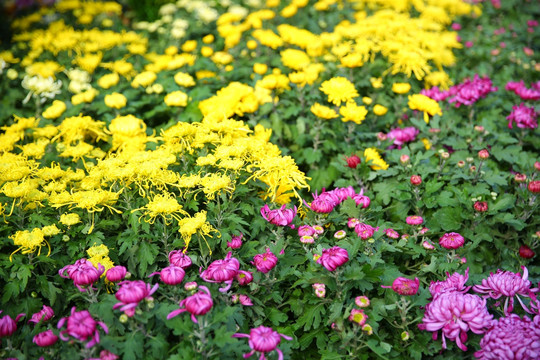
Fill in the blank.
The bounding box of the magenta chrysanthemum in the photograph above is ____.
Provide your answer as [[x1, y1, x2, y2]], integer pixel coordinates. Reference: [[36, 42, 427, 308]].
[[429, 268, 471, 298], [474, 314, 540, 360], [419, 292, 493, 351], [472, 266, 539, 315], [232, 325, 292, 360]]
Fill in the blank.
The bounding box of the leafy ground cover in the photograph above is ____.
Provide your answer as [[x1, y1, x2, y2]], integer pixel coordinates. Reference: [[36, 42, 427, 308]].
[[0, 0, 539, 359]]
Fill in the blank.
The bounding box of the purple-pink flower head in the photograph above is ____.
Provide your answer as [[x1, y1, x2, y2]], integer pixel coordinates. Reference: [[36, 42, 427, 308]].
[[474, 314, 540, 360], [419, 292, 493, 351], [439, 232, 465, 249], [149, 265, 185, 285], [33, 329, 59, 347], [232, 294, 253, 306], [472, 266, 539, 315], [260, 204, 297, 227], [232, 325, 293, 360], [406, 215, 424, 225], [317, 246, 349, 272], [112, 280, 159, 317], [253, 249, 278, 274], [384, 228, 399, 239], [331, 186, 356, 203], [28, 305, 54, 324], [382, 277, 420, 296], [0, 311, 25, 338], [387, 127, 419, 148], [236, 270, 253, 286], [507, 103, 538, 129], [58, 258, 105, 292], [429, 268, 471, 299], [506, 80, 540, 101], [448, 74, 498, 107], [168, 249, 192, 269], [200, 252, 240, 292], [306, 190, 338, 213], [57, 307, 108, 348], [352, 193, 371, 208], [349, 309, 368, 326], [354, 223, 379, 240], [167, 286, 213, 323], [105, 266, 127, 283], [297, 225, 316, 237], [227, 233, 243, 249]]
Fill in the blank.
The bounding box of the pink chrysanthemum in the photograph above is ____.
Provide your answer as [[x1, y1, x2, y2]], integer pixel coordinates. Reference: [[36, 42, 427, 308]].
[[429, 268, 471, 298], [474, 314, 540, 360], [439, 232, 465, 249], [419, 292, 493, 351], [200, 251, 240, 292], [233, 325, 292, 360], [472, 266, 539, 315], [507, 103, 538, 129], [316, 246, 349, 271]]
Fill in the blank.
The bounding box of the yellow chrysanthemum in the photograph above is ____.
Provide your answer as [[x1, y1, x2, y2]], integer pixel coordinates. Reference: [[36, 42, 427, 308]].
[[178, 211, 219, 255], [364, 148, 389, 171], [311, 102, 338, 119], [320, 77, 358, 106], [408, 94, 442, 123], [60, 213, 81, 226], [340, 102, 368, 124], [9, 228, 50, 261], [132, 192, 189, 225], [392, 83, 411, 94]]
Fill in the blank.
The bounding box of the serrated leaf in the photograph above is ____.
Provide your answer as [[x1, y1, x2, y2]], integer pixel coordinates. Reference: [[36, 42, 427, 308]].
[[122, 331, 145, 360], [489, 194, 515, 213], [430, 207, 462, 231], [137, 241, 159, 277]]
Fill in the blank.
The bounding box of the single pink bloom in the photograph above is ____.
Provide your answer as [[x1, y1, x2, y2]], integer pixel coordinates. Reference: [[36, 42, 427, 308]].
[[167, 286, 213, 323], [474, 314, 540, 360], [349, 309, 368, 326], [200, 251, 240, 292], [105, 266, 127, 283], [112, 280, 159, 317], [472, 266, 539, 315], [253, 249, 278, 274], [235, 270, 253, 286], [227, 233, 243, 249], [406, 215, 423, 225], [297, 225, 316, 237], [261, 204, 297, 227], [168, 250, 192, 269], [382, 277, 420, 295], [232, 325, 292, 360], [0, 311, 25, 337], [33, 329, 59, 347], [149, 265, 185, 285], [419, 292, 492, 351], [354, 223, 378, 240], [507, 103, 538, 129], [439, 232, 465, 249], [99, 350, 119, 360], [316, 246, 349, 271], [387, 127, 419, 148], [232, 294, 253, 306], [355, 296, 370, 308], [57, 307, 108, 348], [429, 268, 471, 298], [29, 305, 54, 324], [59, 259, 105, 292]]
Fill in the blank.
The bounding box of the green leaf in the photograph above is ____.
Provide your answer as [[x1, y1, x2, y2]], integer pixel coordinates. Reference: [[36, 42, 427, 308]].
[[137, 241, 159, 277], [425, 180, 444, 195], [429, 207, 462, 231], [489, 194, 515, 213], [122, 331, 145, 360]]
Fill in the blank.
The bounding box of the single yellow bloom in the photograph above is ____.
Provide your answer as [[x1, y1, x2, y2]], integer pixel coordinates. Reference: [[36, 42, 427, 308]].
[[253, 63, 268, 75], [182, 40, 197, 52], [370, 77, 383, 89], [320, 77, 359, 106], [42, 100, 66, 119], [364, 148, 389, 170], [340, 102, 368, 124], [362, 97, 373, 105], [98, 73, 120, 89], [311, 102, 338, 119], [164, 91, 188, 107], [373, 104, 388, 116], [174, 72, 196, 87], [392, 83, 411, 94], [104, 92, 127, 109], [408, 94, 442, 123]]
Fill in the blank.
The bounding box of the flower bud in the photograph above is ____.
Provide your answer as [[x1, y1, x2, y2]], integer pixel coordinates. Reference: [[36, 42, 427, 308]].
[[478, 149, 489, 159], [474, 125, 485, 132], [344, 154, 361, 169], [519, 244, 535, 259], [474, 201, 488, 212], [410, 175, 422, 186], [401, 331, 410, 341], [361, 324, 373, 335], [528, 180, 540, 193], [400, 154, 410, 164], [466, 157, 474, 163], [355, 296, 370, 308], [514, 173, 527, 183], [119, 314, 128, 323], [441, 152, 450, 159], [457, 160, 465, 168], [184, 282, 198, 291], [534, 161, 540, 171], [334, 230, 346, 239], [469, 165, 477, 172], [377, 132, 387, 141]]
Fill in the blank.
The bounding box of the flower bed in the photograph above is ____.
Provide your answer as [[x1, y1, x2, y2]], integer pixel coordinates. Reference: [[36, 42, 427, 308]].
[[0, 0, 538, 359]]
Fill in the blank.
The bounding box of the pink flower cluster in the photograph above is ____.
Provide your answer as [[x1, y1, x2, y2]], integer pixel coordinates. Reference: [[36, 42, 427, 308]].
[[306, 187, 370, 213], [474, 314, 540, 360], [505, 80, 540, 101], [354, 222, 379, 240], [507, 103, 538, 129], [297, 224, 324, 244], [421, 74, 498, 107]]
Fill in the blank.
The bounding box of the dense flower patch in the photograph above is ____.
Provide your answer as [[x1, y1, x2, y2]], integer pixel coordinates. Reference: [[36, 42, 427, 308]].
[[0, 0, 538, 359]]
